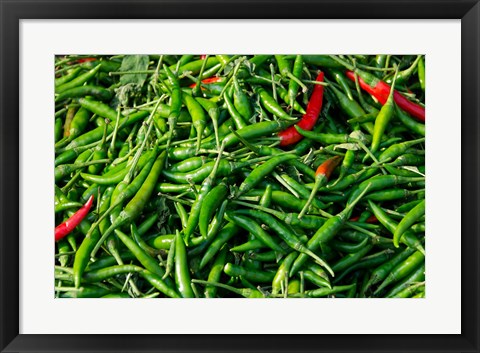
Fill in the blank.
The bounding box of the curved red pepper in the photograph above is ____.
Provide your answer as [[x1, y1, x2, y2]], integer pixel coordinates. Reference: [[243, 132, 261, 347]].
[[345, 70, 425, 123], [55, 195, 94, 241], [315, 155, 342, 179], [297, 155, 341, 218], [188, 76, 223, 88], [278, 72, 325, 146]]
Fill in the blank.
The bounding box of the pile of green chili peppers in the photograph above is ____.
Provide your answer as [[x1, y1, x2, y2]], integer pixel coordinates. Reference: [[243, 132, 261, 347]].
[[54, 54, 426, 299]]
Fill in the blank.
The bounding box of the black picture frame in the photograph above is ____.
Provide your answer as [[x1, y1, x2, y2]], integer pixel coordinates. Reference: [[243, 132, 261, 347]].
[[1, 1, 478, 352]]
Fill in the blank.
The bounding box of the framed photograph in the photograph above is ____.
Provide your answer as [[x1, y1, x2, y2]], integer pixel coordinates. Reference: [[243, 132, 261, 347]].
[[1, 0, 478, 352]]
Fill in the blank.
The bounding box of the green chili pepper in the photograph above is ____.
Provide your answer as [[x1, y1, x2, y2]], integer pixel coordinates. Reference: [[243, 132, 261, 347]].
[[55, 64, 102, 94], [90, 151, 167, 258], [55, 67, 82, 87], [174, 230, 195, 298], [237, 154, 297, 196], [182, 93, 207, 154], [417, 56, 425, 91], [333, 249, 395, 285], [233, 76, 253, 121], [393, 200, 425, 247], [287, 55, 304, 111], [196, 97, 221, 149], [198, 223, 240, 270], [224, 263, 275, 283], [374, 251, 425, 295], [198, 182, 228, 238], [236, 209, 332, 272], [192, 279, 264, 298], [371, 67, 398, 153], [367, 200, 425, 254], [290, 183, 371, 276], [54, 118, 63, 143], [205, 246, 228, 298], [272, 252, 297, 295], [385, 262, 425, 297], [378, 137, 425, 163], [224, 92, 248, 129], [183, 144, 225, 243], [256, 87, 297, 121], [163, 65, 182, 150]]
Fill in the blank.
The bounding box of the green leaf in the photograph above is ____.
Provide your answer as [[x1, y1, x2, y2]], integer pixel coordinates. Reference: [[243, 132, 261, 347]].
[[349, 130, 369, 143], [334, 143, 361, 151], [119, 55, 150, 86]]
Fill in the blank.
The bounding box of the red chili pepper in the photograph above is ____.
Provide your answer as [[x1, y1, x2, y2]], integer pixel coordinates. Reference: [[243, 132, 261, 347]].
[[188, 76, 223, 88], [349, 215, 378, 223], [298, 155, 342, 218], [278, 72, 325, 146], [76, 58, 97, 63], [315, 155, 342, 180], [200, 55, 207, 60], [345, 70, 425, 122], [55, 195, 94, 241]]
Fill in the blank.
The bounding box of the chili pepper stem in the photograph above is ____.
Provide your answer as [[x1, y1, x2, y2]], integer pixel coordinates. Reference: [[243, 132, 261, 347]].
[[298, 175, 324, 219], [108, 108, 122, 156], [193, 54, 209, 96], [192, 279, 263, 298], [158, 193, 193, 205], [55, 136, 72, 149], [299, 156, 342, 218], [228, 126, 260, 154], [218, 57, 247, 98], [125, 114, 159, 183], [303, 80, 329, 86], [269, 63, 278, 101], [328, 55, 355, 71], [272, 172, 300, 198], [286, 71, 308, 93]]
